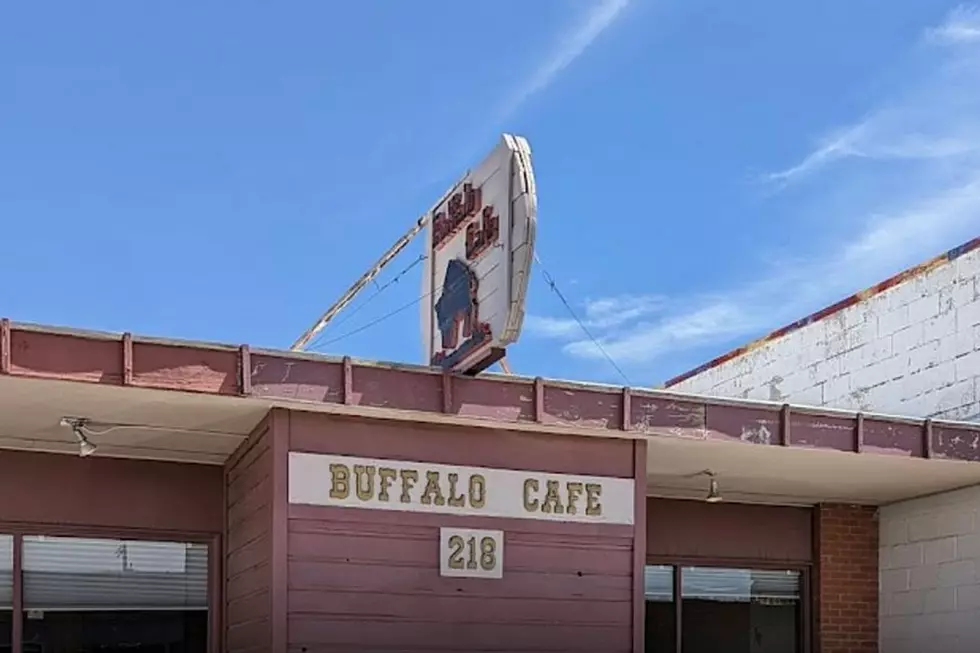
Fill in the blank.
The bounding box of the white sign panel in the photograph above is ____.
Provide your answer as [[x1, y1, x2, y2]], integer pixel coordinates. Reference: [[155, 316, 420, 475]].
[[420, 133, 537, 373], [288, 452, 634, 525], [439, 528, 504, 579]]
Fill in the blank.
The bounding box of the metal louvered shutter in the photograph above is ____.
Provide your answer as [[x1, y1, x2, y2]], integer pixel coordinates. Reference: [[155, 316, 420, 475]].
[[644, 565, 674, 601], [681, 566, 800, 602], [0, 535, 11, 607], [22, 536, 208, 611]]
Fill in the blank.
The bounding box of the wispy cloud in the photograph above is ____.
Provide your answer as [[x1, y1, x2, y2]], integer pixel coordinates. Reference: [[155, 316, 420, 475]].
[[763, 6, 980, 186], [525, 294, 664, 339], [928, 5, 980, 44], [498, 0, 632, 119], [530, 5, 980, 373]]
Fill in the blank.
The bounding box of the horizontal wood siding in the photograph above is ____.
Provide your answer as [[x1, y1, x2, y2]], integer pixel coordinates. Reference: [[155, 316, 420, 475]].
[[225, 417, 274, 653], [286, 412, 636, 653]]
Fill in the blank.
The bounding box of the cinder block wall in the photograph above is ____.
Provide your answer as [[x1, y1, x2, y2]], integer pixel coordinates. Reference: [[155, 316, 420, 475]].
[[669, 245, 980, 421], [816, 504, 879, 653], [879, 486, 980, 653]]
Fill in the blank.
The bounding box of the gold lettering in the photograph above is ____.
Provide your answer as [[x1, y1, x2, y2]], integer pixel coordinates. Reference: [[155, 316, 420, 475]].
[[399, 469, 419, 504], [353, 465, 375, 501], [541, 480, 565, 514], [565, 482, 584, 515], [523, 478, 540, 512], [421, 471, 446, 506], [377, 467, 397, 502], [585, 483, 602, 516], [469, 474, 486, 508], [447, 473, 466, 508], [329, 464, 350, 500]]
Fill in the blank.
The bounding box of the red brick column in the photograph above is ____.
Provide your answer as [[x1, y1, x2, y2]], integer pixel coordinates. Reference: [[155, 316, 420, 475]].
[[814, 504, 879, 653]]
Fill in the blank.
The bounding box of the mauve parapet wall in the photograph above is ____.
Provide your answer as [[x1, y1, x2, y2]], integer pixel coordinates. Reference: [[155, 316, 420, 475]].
[[3, 319, 980, 461]]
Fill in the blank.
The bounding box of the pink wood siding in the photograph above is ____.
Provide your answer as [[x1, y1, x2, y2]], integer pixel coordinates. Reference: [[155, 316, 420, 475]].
[[224, 415, 274, 653], [0, 449, 222, 534], [285, 412, 637, 653]]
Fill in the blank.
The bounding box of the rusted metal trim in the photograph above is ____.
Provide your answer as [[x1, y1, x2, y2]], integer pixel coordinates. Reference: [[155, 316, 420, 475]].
[[855, 413, 865, 454], [342, 356, 353, 405], [622, 387, 632, 431], [781, 404, 792, 446], [122, 332, 134, 386], [441, 371, 453, 414], [239, 345, 252, 396], [11, 533, 22, 652], [0, 318, 10, 374], [533, 377, 545, 423], [923, 419, 934, 459]]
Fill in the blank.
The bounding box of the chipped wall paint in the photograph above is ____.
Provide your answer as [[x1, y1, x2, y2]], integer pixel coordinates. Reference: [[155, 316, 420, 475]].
[[669, 240, 980, 422]]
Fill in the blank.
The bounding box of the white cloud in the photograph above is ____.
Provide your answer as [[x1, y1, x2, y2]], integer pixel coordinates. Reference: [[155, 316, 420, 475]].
[[928, 5, 980, 44], [498, 0, 632, 119], [525, 294, 663, 339], [530, 5, 980, 371]]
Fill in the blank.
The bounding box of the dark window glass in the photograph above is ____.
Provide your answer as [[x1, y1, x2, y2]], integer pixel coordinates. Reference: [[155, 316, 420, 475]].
[[645, 565, 677, 652], [21, 536, 208, 653], [681, 567, 801, 653]]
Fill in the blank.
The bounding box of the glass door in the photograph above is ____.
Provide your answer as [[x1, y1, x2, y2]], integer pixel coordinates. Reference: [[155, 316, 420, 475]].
[[646, 564, 805, 653]]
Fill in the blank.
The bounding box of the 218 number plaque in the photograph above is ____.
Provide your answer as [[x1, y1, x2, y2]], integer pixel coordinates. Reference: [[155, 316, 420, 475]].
[[439, 527, 504, 579]]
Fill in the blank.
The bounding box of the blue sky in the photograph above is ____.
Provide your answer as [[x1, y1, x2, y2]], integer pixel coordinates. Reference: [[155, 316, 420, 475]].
[[2, 1, 980, 387]]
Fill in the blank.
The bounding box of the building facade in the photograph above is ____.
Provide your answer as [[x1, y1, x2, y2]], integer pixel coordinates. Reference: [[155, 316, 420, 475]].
[[665, 238, 980, 652], [2, 319, 980, 651]]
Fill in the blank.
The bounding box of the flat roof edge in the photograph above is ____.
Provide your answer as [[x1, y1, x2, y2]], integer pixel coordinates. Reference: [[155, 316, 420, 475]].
[[2, 317, 980, 463]]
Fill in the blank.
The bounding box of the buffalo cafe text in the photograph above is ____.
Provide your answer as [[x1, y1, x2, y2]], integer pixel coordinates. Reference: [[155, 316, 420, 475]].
[[288, 452, 635, 525]]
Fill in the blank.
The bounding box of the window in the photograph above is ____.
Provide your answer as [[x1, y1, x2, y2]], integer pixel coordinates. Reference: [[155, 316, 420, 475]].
[[646, 564, 804, 653], [21, 536, 208, 652]]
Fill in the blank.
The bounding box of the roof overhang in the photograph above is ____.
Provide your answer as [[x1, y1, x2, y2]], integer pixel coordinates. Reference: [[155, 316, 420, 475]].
[[3, 318, 980, 506]]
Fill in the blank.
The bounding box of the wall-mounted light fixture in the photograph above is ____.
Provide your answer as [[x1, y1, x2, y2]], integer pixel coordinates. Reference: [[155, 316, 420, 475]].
[[60, 417, 97, 458], [701, 470, 723, 503]]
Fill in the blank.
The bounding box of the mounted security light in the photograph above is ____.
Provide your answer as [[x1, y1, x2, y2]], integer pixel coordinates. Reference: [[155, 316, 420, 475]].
[[60, 417, 97, 458]]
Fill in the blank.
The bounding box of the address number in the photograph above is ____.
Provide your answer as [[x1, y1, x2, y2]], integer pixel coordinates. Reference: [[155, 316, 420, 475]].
[[439, 527, 504, 579]]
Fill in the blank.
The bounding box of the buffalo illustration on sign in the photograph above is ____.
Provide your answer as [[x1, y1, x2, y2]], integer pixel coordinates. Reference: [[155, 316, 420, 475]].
[[421, 134, 537, 373]]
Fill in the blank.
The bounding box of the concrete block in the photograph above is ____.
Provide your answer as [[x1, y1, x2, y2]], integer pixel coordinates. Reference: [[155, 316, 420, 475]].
[[888, 542, 925, 569], [925, 587, 957, 613], [937, 508, 976, 538], [889, 590, 926, 616], [954, 350, 980, 383], [957, 584, 980, 611], [882, 568, 911, 593], [909, 295, 941, 325], [957, 300, 980, 333], [879, 305, 912, 337], [910, 563, 940, 590], [893, 323, 926, 353], [938, 559, 977, 587], [923, 537, 957, 564]]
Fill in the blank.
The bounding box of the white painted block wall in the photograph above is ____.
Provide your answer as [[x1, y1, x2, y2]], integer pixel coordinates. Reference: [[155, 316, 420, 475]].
[[879, 485, 980, 653], [669, 246, 980, 421]]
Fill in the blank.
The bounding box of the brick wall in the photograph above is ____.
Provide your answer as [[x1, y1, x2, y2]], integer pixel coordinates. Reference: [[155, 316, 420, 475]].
[[669, 245, 980, 421], [816, 504, 879, 653], [879, 486, 980, 653]]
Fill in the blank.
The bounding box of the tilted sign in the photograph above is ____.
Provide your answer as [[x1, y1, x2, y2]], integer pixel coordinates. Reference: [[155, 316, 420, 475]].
[[288, 452, 634, 525], [420, 134, 537, 373]]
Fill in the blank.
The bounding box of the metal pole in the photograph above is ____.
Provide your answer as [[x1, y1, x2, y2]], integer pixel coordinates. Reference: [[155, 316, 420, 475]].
[[290, 215, 428, 351]]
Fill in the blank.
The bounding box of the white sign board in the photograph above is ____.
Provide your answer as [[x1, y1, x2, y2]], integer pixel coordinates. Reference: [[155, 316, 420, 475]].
[[420, 134, 537, 373], [439, 527, 504, 579], [288, 452, 634, 525]]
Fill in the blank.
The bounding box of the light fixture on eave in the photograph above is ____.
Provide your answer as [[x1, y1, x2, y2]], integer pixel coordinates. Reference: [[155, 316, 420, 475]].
[[702, 470, 723, 503], [60, 417, 97, 458]]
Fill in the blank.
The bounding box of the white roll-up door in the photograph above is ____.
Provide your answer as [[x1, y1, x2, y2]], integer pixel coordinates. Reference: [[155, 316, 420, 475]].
[[0, 535, 11, 608], [22, 536, 208, 611]]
